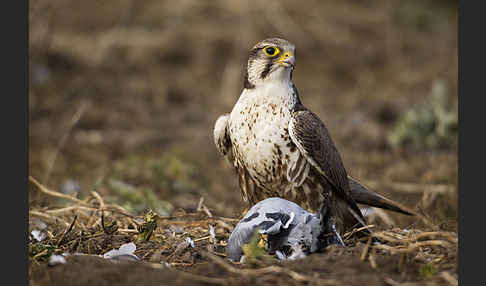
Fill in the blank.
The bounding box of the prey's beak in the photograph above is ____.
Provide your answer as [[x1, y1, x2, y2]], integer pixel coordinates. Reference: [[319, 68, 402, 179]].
[[278, 52, 295, 68]]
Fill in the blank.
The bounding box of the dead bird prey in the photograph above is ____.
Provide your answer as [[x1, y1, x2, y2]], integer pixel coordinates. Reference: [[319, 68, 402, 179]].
[[227, 197, 343, 262], [214, 38, 415, 237]]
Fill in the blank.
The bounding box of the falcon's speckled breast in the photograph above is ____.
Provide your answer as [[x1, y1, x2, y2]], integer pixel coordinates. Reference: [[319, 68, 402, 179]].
[[227, 79, 320, 208]]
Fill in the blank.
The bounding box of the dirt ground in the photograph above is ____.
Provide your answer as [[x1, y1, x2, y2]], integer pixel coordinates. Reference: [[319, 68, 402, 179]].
[[29, 0, 458, 285]]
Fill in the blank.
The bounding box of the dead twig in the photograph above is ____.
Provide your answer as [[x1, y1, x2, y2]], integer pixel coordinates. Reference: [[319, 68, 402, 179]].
[[45, 205, 95, 215], [196, 197, 213, 217], [29, 210, 70, 227], [439, 271, 458, 286], [57, 215, 78, 246], [29, 176, 90, 207], [90, 191, 106, 210], [157, 213, 238, 223], [372, 240, 454, 255], [104, 204, 140, 220], [343, 224, 375, 240], [360, 236, 373, 261], [368, 247, 377, 269], [101, 210, 119, 235], [371, 231, 457, 245], [193, 236, 212, 242], [117, 229, 138, 233]]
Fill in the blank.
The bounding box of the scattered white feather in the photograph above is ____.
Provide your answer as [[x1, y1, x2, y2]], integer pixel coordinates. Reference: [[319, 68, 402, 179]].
[[185, 237, 195, 248], [209, 225, 216, 239], [103, 242, 139, 261], [31, 230, 46, 242], [48, 255, 67, 266]]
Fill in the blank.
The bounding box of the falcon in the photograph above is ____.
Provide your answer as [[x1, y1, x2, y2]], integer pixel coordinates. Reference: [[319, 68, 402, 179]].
[[214, 38, 414, 237]]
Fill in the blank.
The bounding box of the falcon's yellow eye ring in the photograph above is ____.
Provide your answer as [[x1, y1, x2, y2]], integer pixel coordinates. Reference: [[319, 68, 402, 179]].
[[263, 46, 280, 57]]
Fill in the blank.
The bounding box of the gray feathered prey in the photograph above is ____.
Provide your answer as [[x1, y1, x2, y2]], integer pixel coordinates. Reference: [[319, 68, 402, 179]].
[[227, 197, 344, 262]]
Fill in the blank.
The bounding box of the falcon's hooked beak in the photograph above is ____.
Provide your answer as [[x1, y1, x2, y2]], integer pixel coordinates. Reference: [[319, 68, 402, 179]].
[[277, 52, 295, 68]]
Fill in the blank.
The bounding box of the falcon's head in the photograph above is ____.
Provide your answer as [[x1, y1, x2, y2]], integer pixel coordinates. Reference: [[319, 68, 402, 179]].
[[244, 38, 296, 89]]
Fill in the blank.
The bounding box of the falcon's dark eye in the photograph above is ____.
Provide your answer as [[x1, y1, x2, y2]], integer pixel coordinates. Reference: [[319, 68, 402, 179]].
[[263, 46, 280, 57]]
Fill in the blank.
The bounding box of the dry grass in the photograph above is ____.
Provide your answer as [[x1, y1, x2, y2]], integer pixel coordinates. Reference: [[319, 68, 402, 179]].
[[29, 176, 457, 285]]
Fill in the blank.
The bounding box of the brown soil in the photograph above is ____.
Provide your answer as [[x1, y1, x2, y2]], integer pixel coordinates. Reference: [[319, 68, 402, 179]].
[[28, 248, 405, 286]]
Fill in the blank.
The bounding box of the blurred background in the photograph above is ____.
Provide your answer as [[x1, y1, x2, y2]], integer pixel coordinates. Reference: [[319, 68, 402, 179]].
[[29, 0, 457, 230]]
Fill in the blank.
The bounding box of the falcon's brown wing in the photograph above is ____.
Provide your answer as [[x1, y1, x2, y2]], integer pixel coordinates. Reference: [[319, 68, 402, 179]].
[[288, 105, 366, 227]]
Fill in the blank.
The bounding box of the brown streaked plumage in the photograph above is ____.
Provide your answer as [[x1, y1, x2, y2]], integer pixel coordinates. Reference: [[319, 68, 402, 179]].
[[213, 38, 415, 236]]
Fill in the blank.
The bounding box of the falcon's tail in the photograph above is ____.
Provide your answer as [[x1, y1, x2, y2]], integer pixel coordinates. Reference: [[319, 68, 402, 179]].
[[348, 176, 417, 216], [335, 198, 372, 237], [336, 177, 417, 239]]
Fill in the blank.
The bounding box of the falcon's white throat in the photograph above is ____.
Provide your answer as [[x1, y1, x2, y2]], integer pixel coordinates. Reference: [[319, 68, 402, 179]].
[[244, 74, 297, 107], [245, 59, 298, 109], [249, 64, 293, 87], [266, 65, 293, 85]]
